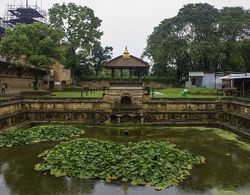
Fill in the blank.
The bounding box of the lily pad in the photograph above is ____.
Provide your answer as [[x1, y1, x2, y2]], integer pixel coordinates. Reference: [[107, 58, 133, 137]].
[[35, 139, 205, 190], [0, 125, 85, 148]]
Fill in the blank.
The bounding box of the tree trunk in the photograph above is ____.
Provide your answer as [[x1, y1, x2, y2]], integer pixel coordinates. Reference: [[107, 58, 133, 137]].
[[71, 65, 76, 85], [95, 67, 99, 76]]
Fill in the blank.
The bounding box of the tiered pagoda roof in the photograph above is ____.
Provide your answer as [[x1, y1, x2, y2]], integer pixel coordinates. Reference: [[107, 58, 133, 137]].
[[104, 47, 149, 69], [7, 4, 47, 25]]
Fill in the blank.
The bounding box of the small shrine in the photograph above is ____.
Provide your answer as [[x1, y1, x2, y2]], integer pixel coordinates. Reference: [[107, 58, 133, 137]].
[[103, 47, 150, 123]]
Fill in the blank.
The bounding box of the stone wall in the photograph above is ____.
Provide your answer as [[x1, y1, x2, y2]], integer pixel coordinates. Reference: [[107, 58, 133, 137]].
[[0, 76, 45, 95], [221, 98, 250, 133], [0, 98, 110, 130], [0, 61, 47, 95], [0, 98, 27, 130], [0, 97, 249, 137], [78, 81, 173, 89], [142, 99, 220, 123]]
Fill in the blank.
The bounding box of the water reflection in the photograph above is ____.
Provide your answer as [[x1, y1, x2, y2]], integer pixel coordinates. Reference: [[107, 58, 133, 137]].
[[0, 127, 250, 195]]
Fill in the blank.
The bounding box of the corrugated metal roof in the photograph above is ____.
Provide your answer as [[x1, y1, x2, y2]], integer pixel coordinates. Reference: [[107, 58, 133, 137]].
[[219, 73, 250, 80]]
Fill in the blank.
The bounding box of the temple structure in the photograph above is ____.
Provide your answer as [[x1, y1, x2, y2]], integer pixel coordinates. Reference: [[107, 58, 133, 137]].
[[103, 48, 150, 123], [104, 47, 149, 82], [0, 1, 47, 38]]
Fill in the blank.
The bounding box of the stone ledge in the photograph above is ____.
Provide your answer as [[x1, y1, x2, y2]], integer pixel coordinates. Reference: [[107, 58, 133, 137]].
[[27, 110, 110, 114], [223, 112, 250, 120], [0, 110, 27, 120], [0, 98, 22, 107], [221, 123, 250, 137], [145, 111, 218, 114], [222, 97, 250, 105], [146, 99, 218, 104], [22, 98, 105, 103]]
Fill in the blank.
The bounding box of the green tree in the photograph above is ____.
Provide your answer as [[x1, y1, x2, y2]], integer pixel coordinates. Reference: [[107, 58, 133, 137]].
[[241, 39, 250, 72], [91, 45, 113, 76], [49, 3, 103, 84], [219, 7, 250, 71], [0, 22, 64, 89], [144, 3, 250, 85]]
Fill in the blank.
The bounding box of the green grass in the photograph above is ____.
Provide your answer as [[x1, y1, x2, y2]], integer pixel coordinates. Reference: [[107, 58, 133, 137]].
[[153, 88, 221, 99], [52, 88, 221, 99], [52, 91, 103, 98]]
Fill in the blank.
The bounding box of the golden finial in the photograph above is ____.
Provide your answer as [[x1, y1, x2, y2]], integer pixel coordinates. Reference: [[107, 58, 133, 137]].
[[123, 46, 130, 58]]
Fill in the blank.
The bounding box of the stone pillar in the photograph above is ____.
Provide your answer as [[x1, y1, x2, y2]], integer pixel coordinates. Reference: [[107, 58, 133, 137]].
[[140, 116, 144, 124], [107, 115, 111, 123], [117, 115, 121, 124]]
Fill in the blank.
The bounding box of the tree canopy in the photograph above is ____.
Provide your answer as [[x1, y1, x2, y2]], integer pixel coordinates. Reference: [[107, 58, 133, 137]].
[[144, 3, 250, 85], [0, 22, 64, 89], [49, 3, 111, 82]]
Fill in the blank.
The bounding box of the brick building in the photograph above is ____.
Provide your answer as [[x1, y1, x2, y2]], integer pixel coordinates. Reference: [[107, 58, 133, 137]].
[[0, 58, 71, 95]]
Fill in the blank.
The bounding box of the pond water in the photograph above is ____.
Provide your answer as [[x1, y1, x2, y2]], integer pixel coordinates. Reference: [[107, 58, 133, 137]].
[[0, 126, 250, 195]]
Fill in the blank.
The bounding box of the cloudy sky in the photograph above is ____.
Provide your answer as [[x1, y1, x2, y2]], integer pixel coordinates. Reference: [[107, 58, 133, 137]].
[[0, 0, 249, 57]]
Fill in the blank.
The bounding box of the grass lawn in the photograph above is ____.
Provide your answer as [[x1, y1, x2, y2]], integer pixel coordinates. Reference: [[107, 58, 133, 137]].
[[52, 91, 103, 98], [153, 88, 221, 99], [52, 88, 221, 99]]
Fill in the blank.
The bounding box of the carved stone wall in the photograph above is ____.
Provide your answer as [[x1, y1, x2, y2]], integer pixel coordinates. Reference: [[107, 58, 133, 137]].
[[0, 97, 249, 137]]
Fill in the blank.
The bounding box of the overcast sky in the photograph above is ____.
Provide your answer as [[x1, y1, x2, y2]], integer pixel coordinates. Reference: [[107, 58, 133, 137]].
[[0, 0, 249, 57]]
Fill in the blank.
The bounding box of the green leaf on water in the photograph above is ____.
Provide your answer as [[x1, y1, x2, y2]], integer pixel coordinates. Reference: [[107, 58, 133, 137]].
[[35, 139, 205, 190]]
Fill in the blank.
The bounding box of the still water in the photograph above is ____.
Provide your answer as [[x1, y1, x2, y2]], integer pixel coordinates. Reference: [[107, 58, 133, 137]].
[[0, 126, 250, 195]]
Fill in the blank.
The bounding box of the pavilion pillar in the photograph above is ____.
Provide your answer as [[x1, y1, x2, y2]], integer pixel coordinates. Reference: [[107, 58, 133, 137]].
[[138, 70, 141, 82], [112, 69, 115, 80], [117, 115, 121, 124], [243, 80, 245, 96], [120, 69, 123, 81], [129, 69, 132, 82]]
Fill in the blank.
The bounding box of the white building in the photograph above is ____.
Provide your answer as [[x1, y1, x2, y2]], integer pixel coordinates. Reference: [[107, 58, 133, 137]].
[[186, 72, 224, 89]]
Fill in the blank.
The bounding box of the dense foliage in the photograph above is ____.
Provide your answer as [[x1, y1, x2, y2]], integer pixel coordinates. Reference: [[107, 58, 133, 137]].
[[144, 3, 250, 84], [0, 125, 85, 148], [49, 3, 112, 81], [0, 22, 64, 89], [35, 139, 205, 190]]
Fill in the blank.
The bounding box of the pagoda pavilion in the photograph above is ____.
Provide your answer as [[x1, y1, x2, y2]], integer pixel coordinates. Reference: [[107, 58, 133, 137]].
[[103, 48, 150, 123], [104, 47, 149, 82]]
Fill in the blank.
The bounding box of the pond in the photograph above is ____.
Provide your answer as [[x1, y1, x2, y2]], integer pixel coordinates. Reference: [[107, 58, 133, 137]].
[[0, 126, 250, 195]]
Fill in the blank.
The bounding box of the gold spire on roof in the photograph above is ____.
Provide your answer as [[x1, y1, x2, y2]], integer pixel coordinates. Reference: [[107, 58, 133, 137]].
[[123, 46, 130, 59]]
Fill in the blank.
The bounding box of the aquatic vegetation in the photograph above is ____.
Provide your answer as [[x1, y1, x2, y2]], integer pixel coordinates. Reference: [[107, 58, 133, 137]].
[[186, 127, 250, 152], [0, 125, 85, 148], [35, 139, 205, 190]]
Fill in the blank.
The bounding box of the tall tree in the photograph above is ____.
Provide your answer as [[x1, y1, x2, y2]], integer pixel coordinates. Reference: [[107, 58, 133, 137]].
[[241, 39, 250, 72], [49, 3, 103, 83], [219, 7, 250, 71], [0, 22, 64, 89], [144, 3, 250, 85]]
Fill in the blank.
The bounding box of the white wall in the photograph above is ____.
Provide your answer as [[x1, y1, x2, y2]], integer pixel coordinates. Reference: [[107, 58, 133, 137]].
[[203, 74, 216, 88]]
